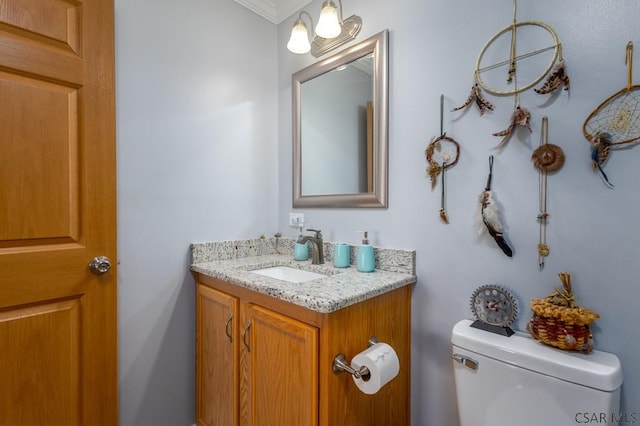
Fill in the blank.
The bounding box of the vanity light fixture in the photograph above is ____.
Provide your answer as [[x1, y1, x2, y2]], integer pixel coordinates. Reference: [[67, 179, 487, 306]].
[[315, 1, 341, 38], [287, 12, 314, 54], [286, 0, 362, 58]]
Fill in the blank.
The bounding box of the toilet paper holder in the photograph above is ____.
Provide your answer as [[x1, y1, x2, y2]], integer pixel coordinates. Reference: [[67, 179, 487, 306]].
[[332, 336, 379, 379]]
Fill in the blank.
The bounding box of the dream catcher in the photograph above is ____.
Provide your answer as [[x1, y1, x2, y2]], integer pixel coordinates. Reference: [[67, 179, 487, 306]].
[[476, 156, 513, 257], [426, 95, 460, 224], [454, 0, 568, 149], [532, 117, 565, 270], [583, 41, 640, 188]]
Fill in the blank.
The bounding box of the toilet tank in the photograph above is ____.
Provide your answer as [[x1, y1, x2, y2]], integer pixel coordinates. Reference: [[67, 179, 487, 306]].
[[451, 319, 623, 426]]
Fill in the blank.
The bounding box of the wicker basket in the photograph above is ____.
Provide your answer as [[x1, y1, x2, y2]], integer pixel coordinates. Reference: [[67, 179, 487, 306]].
[[528, 272, 599, 353]]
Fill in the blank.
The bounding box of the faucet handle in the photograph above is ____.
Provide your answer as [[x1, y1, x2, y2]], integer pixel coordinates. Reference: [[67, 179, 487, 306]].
[[306, 228, 322, 238]]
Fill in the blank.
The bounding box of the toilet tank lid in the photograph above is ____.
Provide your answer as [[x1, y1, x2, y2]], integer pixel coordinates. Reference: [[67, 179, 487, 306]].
[[451, 319, 623, 392]]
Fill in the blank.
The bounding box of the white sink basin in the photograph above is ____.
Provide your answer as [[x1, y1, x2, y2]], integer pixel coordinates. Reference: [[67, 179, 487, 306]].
[[250, 266, 327, 283]]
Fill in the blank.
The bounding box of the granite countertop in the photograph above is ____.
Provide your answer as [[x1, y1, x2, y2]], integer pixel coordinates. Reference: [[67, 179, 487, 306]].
[[190, 238, 416, 314]]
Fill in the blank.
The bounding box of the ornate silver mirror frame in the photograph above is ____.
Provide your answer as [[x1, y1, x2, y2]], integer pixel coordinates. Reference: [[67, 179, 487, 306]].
[[292, 29, 389, 208]]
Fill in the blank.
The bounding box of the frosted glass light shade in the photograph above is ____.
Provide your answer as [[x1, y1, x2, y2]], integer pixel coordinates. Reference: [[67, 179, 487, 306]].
[[287, 20, 311, 54], [315, 1, 341, 39]]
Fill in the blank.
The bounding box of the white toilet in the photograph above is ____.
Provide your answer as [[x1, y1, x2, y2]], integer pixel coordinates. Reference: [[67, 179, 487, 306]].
[[451, 319, 623, 426]]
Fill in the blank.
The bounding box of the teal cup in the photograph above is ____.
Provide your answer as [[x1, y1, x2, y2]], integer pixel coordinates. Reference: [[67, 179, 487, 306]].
[[294, 242, 309, 261], [357, 245, 375, 272], [333, 243, 351, 268]]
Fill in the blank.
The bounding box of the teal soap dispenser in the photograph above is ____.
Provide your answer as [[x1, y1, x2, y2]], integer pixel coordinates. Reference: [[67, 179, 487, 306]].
[[356, 231, 375, 272]]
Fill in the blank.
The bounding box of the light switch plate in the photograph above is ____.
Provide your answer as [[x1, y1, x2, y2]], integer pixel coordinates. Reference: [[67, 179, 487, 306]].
[[289, 212, 304, 227]]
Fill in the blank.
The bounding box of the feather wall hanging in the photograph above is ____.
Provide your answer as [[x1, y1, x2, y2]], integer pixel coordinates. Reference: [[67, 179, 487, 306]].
[[426, 95, 460, 223], [476, 156, 513, 257], [583, 41, 640, 188], [452, 82, 494, 116], [473, 1, 565, 98], [534, 57, 570, 94], [453, 0, 568, 150], [492, 105, 532, 149]]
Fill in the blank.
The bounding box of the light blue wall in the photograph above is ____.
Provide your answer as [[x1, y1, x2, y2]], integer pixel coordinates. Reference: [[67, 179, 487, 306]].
[[115, 0, 278, 424], [279, 0, 640, 424], [114, 0, 640, 425]]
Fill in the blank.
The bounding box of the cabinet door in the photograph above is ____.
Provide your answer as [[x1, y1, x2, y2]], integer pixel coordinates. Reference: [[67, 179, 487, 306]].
[[197, 284, 239, 426], [240, 303, 318, 426]]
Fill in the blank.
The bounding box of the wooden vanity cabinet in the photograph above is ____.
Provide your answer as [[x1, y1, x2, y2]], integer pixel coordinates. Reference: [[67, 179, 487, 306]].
[[195, 273, 412, 426], [240, 303, 318, 426], [196, 284, 239, 426]]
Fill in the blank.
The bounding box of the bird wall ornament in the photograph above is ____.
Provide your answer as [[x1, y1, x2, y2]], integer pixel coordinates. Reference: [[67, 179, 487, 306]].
[[476, 156, 513, 257]]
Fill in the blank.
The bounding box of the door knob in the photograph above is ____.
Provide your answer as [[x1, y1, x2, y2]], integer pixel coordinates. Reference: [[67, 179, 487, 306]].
[[89, 256, 112, 274]]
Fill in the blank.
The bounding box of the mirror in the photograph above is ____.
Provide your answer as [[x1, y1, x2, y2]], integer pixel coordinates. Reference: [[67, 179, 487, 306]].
[[292, 30, 388, 208]]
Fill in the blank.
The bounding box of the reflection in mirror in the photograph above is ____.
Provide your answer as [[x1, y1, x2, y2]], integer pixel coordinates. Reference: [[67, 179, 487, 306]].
[[293, 30, 388, 208], [301, 55, 373, 195]]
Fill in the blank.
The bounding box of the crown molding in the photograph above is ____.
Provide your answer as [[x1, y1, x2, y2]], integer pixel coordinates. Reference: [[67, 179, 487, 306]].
[[234, 0, 312, 24]]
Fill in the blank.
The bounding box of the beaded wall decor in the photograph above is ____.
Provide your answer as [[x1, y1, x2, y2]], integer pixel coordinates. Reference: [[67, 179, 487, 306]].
[[532, 117, 565, 269]]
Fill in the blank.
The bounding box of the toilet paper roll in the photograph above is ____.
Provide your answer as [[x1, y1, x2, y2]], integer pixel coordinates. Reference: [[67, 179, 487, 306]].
[[351, 342, 400, 395]]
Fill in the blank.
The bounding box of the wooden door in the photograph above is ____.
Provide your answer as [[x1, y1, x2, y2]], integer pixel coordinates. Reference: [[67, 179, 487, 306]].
[[240, 303, 319, 426], [0, 0, 117, 424], [196, 284, 239, 426]]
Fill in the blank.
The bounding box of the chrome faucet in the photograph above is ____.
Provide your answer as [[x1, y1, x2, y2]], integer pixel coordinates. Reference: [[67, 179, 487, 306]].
[[297, 229, 324, 264]]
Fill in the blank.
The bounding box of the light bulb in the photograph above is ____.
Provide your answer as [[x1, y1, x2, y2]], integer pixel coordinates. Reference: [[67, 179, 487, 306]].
[[287, 20, 311, 54], [315, 1, 341, 39]]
